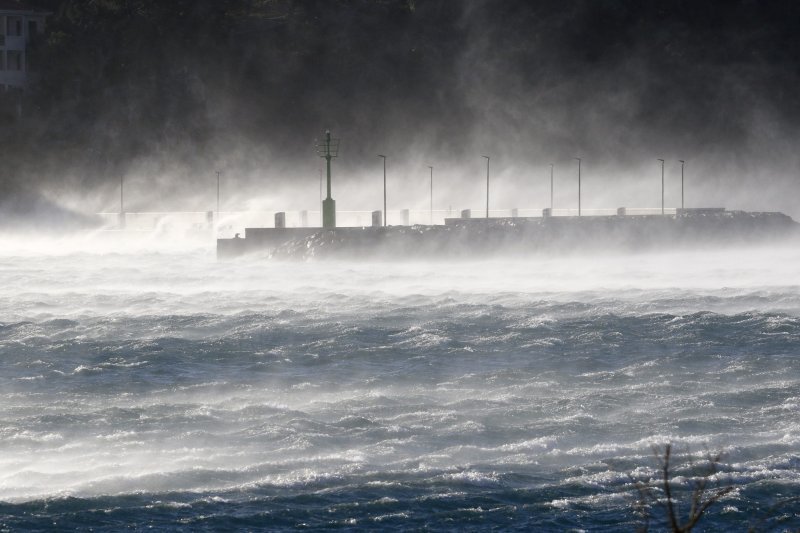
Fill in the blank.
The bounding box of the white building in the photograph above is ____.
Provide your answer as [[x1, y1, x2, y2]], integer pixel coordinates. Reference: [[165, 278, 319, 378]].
[[0, 0, 48, 91]]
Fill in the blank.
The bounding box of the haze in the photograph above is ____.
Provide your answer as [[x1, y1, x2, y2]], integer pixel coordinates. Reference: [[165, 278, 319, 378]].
[[2, 0, 800, 229]]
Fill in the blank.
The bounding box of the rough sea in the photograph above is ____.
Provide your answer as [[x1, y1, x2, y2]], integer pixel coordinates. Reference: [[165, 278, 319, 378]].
[[1, 236, 798, 531]]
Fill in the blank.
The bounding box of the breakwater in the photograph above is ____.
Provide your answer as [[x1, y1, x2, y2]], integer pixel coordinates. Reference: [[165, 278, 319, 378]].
[[217, 209, 799, 259]]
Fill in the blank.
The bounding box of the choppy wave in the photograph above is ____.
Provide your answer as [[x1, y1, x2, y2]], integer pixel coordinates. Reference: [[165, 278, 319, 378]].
[[0, 245, 799, 530]]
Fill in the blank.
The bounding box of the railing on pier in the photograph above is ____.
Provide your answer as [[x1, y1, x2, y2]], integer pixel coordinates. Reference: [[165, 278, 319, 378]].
[[98, 207, 681, 238]]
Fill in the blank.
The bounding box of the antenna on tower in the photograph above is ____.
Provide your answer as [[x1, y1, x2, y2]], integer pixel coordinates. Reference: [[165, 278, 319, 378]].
[[316, 130, 340, 229]]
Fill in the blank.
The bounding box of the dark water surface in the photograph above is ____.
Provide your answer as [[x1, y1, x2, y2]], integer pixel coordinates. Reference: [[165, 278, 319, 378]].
[[0, 244, 798, 530]]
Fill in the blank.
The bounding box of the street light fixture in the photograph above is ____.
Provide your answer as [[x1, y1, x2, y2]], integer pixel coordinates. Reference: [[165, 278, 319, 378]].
[[119, 174, 126, 230], [378, 155, 387, 226], [428, 165, 434, 225], [482, 155, 490, 218], [658, 159, 665, 215], [575, 158, 582, 216], [216, 170, 221, 221]]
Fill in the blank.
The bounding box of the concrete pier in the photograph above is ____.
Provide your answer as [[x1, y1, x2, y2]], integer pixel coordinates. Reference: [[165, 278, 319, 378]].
[[217, 209, 799, 259]]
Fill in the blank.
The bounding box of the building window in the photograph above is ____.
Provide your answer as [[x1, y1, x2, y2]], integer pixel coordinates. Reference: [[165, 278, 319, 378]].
[[28, 20, 37, 37], [7, 50, 23, 71], [0, 52, 5, 71], [7, 16, 22, 37]]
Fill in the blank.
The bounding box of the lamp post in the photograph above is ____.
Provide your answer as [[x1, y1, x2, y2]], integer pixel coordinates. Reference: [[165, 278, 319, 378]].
[[118, 174, 125, 230], [679, 159, 685, 210], [216, 170, 221, 221], [549, 163, 554, 210], [482, 155, 490, 218], [658, 158, 665, 215], [575, 157, 581, 216], [378, 154, 387, 226], [428, 165, 434, 225]]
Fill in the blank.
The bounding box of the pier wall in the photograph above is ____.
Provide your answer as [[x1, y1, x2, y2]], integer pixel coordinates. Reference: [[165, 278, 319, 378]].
[[217, 211, 799, 259]]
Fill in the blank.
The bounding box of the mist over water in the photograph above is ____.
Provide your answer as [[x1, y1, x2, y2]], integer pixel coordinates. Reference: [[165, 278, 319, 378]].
[[0, 236, 799, 530], [2, 0, 799, 529]]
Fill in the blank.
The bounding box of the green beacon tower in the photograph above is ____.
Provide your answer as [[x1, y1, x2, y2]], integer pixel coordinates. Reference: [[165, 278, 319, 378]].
[[317, 130, 340, 229]]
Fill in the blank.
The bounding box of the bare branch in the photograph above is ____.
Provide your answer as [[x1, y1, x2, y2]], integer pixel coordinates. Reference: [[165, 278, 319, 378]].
[[747, 495, 800, 532], [635, 442, 734, 533], [661, 444, 682, 532]]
